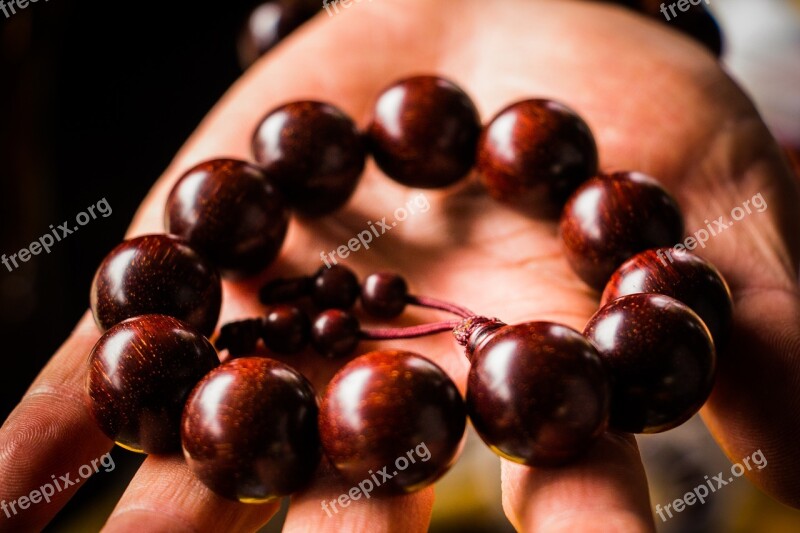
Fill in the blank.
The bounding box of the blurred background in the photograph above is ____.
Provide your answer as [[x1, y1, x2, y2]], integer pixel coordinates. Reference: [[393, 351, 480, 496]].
[[1, 0, 799, 531]]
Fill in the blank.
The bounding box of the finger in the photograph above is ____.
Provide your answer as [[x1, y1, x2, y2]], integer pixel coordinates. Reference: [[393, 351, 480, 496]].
[[0, 313, 111, 532], [702, 287, 800, 507], [101, 455, 278, 533], [282, 460, 434, 533], [502, 433, 654, 533], [668, 95, 800, 507]]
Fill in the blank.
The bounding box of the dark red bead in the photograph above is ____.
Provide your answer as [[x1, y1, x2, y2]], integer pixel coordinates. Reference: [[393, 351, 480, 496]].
[[216, 318, 264, 357], [319, 350, 466, 494], [182, 357, 320, 502], [602, 248, 733, 344], [476, 99, 598, 208], [311, 309, 360, 358], [560, 172, 684, 290], [466, 322, 609, 466], [252, 101, 365, 216], [236, 1, 318, 69], [366, 75, 481, 188], [86, 315, 219, 454], [361, 272, 408, 318], [584, 293, 716, 433], [262, 304, 310, 354], [90, 234, 222, 336], [311, 265, 359, 310], [165, 159, 289, 277]]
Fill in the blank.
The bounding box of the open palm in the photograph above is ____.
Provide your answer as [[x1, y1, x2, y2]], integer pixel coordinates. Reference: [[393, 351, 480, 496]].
[[3, 1, 800, 531]]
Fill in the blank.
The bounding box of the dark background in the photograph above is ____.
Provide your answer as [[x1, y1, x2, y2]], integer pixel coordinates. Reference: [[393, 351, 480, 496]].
[[0, 1, 265, 528]]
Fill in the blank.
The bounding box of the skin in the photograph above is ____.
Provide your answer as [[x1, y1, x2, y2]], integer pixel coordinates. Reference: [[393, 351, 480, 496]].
[[1, 0, 800, 531]]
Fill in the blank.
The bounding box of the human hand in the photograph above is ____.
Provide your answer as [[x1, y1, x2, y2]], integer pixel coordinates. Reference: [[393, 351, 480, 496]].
[[2, 1, 799, 531]]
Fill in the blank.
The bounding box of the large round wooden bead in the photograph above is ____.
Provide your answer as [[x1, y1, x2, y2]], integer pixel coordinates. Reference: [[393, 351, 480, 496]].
[[366, 75, 481, 188], [90, 234, 222, 336], [252, 101, 365, 216], [560, 171, 684, 290], [602, 248, 733, 344], [165, 159, 289, 277], [584, 293, 716, 433], [182, 357, 321, 502], [86, 315, 220, 454], [467, 321, 609, 466], [476, 99, 598, 207], [319, 350, 466, 494]]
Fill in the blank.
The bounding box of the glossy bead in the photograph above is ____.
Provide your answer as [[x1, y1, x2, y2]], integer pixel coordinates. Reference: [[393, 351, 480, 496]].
[[165, 159, 289, 276], [602, 248, 733, 344], [560, 172, 684, 290], [262, 304, 310, 354], [252, 101, 365, 216], [216, 318, 264, 357], [90, 234, 222, 336], [361, 272, 408, 318], [311, 309, 360, 358], [319, 350, 466, 493], [86, 315, 219, 454], [311, 265, 360, 309], [366, 75, 481, 188], [476, 99, 598, 207], [466, 322, 609, 466], [584, 293, 716, 433], [237, 1, 318, 69], [182, 357, 320, 502]]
